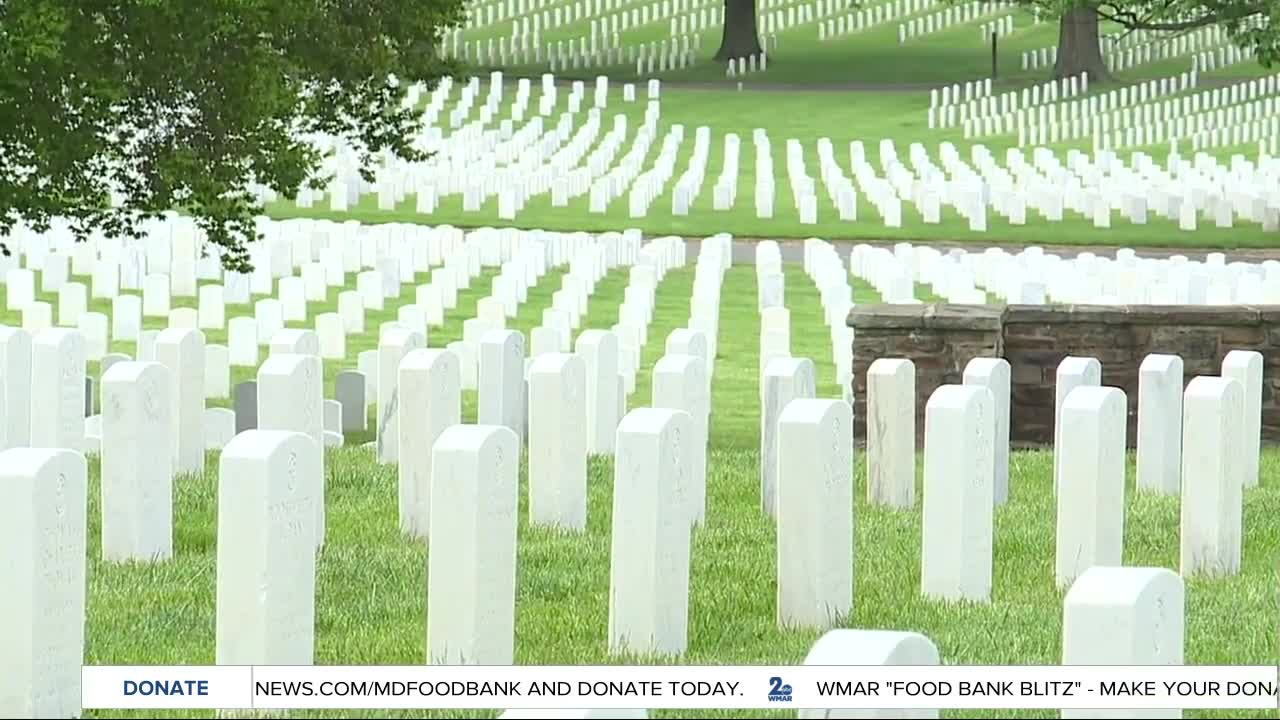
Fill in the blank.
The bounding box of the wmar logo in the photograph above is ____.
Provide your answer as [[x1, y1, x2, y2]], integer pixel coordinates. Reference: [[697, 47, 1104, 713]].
[[768, 676, 793, 702]]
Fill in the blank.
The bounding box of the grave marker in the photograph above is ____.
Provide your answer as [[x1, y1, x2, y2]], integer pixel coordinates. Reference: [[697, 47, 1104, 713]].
[[0, 448, 87, 719], [479, 330, 526, 440], [653, 354, 709, 526], [1137, 354, 1183, 495], [761, 357, 816, 518], [427, 425, 519, 665], [1054, 356, 1101, 494], [335, 371, 367, 433], [799, 630, 940, 719], [30, 328, 87, 451], [398, 349, 461, 540], [1062, 567, 1184, 719], [377, 328, 425, 464], [577, 330, 621, 455], [155, 328, 206, 476], [609, 408, 693, 658], [215, 431, 319, 667], [101, 361, 174, 563], [867, 358, 915, 508], [528, 353, 588, 531], [777, 399, 853, 630], [1180, 376, 1243, 577], [963, 358, 1011, 505], [1221, 350, 1263, 488], [0, 326, 32, 449], [234, 380, 258, 433], [1056, 387, 1127, 588], [922, 385, 994, 603], [258, 353, 325, 549]]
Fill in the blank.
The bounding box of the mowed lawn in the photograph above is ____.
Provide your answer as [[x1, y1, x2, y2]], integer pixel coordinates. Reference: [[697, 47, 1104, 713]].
[[264, 4, 1280, 250], [3, 256, 1277, 719]]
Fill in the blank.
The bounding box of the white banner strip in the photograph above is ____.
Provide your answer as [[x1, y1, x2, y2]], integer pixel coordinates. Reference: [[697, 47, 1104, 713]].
[[83, 665, 1280, 711]]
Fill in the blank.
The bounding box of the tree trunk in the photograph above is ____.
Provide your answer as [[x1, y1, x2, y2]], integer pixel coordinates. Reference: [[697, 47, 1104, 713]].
[[1052, 5, 1111, 82], [715, 0, 763, 62]]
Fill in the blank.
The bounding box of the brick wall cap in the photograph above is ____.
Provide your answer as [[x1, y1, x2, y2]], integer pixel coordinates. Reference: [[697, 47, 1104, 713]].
[[1004, 304, 1277, 326], [847, 303, 1004, 330]]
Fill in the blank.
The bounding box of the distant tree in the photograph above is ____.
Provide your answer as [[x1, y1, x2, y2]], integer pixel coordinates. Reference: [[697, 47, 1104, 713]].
[[716, 0, 764, 61], [1017, 0, 1274, 82], [0, 0, 465, 271]]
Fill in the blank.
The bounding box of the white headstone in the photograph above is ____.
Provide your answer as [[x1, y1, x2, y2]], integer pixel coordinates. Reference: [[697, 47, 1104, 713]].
[[867, 358, 915, 508], [761, 357, 816, 517], [921, 384, 994, 603], [0, 448, 87, 719], [1180, 376, 1243, 577], [799, 629, 940, 719], [653, 354, 709, 527], [205, 407, 237, 450], [1054, 356, 1101, 493], [112, 294, 142, 342], [962, 358, 1010, 506], [1062, 567, 1184, 719], [527, 353, 588, 531], [101, 361, 174, 562], [479, 330, 526, 440], [215, 430, 318, 666], [609, 408, 693, 658], [397, 349, 461, 540], [257, 353, 325, 549], [204, 344, 229, 399], [227, 317, 259, 367], [376, 328, 425, 464], [270, 328, 320, 357], [315, 313, 345, 360], [427, 425, 519, 665], [198, 284, 225, 330], [155, 328, 205, 476], [777, 399, 853, 630], [1136, 354, 1183, 495], [1056, 386, 1127, 588], [1221, 350, 1262, 488], [576, 330, 620, 455], [30, 328, 86, 451], [0, 326, 32, 449]]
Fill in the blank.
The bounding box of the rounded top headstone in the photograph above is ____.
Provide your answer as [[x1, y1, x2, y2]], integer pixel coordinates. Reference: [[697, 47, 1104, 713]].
[[1062, 385, 1126, 413], [435, 423, 519, 456], [1064, 566, 1183, 608], [1139, 353, 1183, 373], [221, 429, 314, 462], [927, 383, 992, 413], [803, 629, 940, 666], [401, 348, 459, 376], [529, 352, 582, 376]]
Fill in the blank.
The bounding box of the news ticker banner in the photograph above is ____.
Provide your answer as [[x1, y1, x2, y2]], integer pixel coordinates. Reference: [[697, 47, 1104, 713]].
[[83, 665, 1280, 711]]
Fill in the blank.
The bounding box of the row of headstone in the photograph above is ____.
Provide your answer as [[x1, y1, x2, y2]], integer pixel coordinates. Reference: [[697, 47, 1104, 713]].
[[882, 241, 1280, 305], [0, 425, 1188, 717], [1021, 23, 1234, 73], [895, 1, 1011, 43], [861, 347, 1259, 599], [273, 66, 1280, 232]]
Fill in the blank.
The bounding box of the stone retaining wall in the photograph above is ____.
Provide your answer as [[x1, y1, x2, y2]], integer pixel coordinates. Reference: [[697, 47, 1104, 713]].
[[847, 304, 1280, 446]]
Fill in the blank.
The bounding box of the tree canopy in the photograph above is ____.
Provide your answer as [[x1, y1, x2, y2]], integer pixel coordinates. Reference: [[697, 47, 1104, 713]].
[[0, 0, 466, 271], [1013, 0, 1276, 79]]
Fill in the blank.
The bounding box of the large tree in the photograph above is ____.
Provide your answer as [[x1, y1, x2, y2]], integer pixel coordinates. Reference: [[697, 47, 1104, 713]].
[[0, 0, 465, 271], [715, 0, 764, 61], [1024, 0, 1275, 81]]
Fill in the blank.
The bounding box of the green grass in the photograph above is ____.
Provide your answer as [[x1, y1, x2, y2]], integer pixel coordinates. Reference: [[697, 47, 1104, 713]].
[[3, 257, 1276, 719]]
